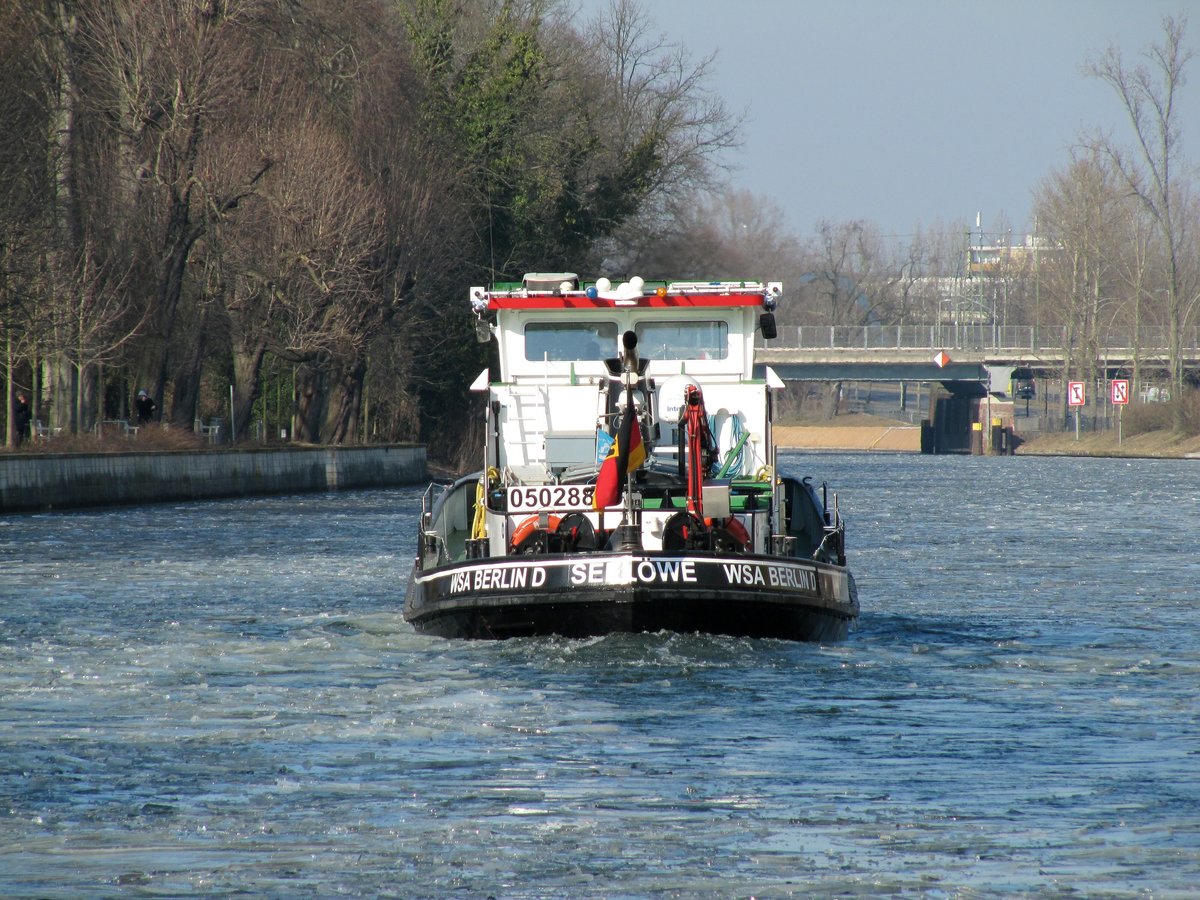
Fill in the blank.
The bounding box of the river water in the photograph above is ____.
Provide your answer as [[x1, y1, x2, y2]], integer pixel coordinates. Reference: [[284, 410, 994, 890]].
[[1, 452, 1197, 898]]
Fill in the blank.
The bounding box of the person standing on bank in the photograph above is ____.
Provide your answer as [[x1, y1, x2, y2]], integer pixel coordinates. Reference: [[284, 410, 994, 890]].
[[13, 392, 32, 445], [135, 389, 157, 425]]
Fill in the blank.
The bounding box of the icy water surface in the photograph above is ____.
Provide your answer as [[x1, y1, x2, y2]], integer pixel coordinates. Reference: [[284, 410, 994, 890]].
[[1, 453, 1198, 897]]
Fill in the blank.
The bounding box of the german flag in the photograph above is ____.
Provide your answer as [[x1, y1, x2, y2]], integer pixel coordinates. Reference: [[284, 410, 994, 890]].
[[593, 391, 645, 510]]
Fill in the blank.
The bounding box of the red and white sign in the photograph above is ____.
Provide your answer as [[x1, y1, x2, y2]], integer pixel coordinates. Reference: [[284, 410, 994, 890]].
[[933, 351, 951, 368], [1068, 381, 1085, 406], [1110, 379, 1130, 405]]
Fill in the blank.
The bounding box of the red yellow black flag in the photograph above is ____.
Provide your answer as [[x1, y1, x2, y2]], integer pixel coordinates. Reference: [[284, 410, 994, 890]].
[[593, 390, 645, 510]]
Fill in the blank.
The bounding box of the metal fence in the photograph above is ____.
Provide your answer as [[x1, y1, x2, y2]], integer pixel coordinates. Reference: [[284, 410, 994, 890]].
[[836, 383, 1141, 436], [760, 324, 1200, 353]]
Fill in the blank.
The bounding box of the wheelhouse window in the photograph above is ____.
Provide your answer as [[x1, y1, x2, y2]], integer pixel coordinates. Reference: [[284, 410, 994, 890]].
[[635, 320, 728, 360], [524, 322, 617, 361]]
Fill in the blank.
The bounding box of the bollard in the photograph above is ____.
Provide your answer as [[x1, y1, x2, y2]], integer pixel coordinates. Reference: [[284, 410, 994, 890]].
[[990, 418, 1004, 455]]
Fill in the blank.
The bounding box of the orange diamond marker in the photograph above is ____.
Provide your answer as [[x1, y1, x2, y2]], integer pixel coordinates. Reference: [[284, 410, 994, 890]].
[[933, 351, 951, 368]]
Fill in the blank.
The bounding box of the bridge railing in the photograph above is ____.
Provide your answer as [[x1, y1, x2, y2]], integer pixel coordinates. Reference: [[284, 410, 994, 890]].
[[759, 324, 1200, 353]]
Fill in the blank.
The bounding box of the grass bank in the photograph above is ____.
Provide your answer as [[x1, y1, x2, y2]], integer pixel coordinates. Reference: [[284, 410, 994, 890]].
[[1016, 428, 1200, 459]]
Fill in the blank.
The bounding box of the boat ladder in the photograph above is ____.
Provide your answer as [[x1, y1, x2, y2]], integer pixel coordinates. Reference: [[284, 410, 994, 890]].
[[507, 386, 550, 466]]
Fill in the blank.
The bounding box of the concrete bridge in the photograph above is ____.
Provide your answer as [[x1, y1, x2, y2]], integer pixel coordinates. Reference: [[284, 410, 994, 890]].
[[755, 324, 1200, 384]]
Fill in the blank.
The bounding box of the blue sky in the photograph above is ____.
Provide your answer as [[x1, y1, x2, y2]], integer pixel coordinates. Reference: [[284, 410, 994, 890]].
[[570, 1, 1200, 239]]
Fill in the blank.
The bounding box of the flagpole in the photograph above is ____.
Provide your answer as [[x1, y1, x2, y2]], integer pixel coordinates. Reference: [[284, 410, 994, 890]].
[[618, 333, 642, 550]]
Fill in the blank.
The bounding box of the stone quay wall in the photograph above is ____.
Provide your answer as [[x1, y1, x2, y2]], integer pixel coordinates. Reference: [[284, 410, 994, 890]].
[[0, 445, 426, 514]]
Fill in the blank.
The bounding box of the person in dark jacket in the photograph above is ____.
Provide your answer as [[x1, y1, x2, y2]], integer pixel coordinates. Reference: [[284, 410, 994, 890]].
[[13, 392, 32, 445], [135, 389, 157, 425]]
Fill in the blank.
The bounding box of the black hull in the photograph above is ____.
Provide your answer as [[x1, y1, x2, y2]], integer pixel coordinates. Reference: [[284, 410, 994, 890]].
[[404, 551, 858, 642]]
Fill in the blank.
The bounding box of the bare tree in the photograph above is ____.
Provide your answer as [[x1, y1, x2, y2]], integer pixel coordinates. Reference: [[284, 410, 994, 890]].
[[1110, 192, 1158, 396], [1084, 14, 1197, 406], [614, 186, 801, 282], [52, 243, 148, 431], [577, 0, 741, 269], [794, 220, 885, 328], [1034, 149, 1131, 420], [0, 2, 54, 443], [204, 113, 383, 442], [1, 2, 72, 438], [587, 0, 739, 199], [75, 0, 274, 424]]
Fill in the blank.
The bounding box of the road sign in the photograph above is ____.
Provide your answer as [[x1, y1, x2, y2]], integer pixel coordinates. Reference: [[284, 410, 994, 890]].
[[1111, 379, 1129, 405], [1068, 381, 1085, 406]]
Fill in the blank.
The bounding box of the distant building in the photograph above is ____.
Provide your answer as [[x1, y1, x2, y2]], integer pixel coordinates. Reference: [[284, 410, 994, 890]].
[[966, 234, 1056, 276]]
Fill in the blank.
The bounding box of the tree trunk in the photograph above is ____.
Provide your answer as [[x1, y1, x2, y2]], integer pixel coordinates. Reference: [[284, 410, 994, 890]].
[[1168, 300, 1183, 420], [166, 316, 209, 429], [3, 323, 12, 448], [230, 335, 266, 442], [1131, 273, 1143, 399], [48, 354, 75, 433], [136, 215, 202, 415], [294, 365, 327, 443], [322, 358, 366, 444], [826, 381, 843, 419]]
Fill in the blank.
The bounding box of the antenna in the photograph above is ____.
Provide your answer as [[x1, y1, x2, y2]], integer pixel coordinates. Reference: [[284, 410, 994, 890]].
[[488, 183, 496, 284]]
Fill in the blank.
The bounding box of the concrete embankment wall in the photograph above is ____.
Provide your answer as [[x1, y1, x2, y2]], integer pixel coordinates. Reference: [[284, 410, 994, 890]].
[[0, 445, 426, 514]]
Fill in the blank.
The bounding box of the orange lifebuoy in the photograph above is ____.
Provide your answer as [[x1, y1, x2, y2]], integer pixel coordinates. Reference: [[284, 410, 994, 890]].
[[510, 514, 561, 552]]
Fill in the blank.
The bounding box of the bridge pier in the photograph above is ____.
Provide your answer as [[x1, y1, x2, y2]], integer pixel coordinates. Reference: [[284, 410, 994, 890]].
[[757, 354, 1023, 456], [921, 382, 1016, 455]]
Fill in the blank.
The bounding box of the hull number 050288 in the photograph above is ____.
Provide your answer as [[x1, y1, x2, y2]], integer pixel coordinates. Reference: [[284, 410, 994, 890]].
[[506, 485, 596, 512]]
